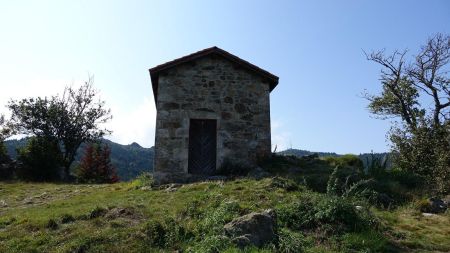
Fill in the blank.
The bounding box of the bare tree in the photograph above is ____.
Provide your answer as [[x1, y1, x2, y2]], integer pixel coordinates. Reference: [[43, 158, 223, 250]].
[[364, 33, 450, 129], [364, 33, 450, 193]]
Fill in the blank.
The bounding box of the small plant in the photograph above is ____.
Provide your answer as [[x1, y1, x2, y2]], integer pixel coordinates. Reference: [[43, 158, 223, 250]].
[[270, 177, 299, 192], [187, 235, 232, 253], [60, 214, 75, 224], [277, 228, 309, 253], [143, 217, 190, 249], [326, 166, 364, 196], [46, 218, 58, 230], [129, 172, 154, 189], [88, 206, 107, 219], [143, 220, 167, 248]]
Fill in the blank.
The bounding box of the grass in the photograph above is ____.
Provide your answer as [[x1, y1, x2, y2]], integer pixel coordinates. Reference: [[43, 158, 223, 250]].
[[1, 177, 449, 252]]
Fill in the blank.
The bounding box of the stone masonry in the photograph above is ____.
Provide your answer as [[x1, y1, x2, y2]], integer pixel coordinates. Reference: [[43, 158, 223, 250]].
[[149, 47, 279, 183]]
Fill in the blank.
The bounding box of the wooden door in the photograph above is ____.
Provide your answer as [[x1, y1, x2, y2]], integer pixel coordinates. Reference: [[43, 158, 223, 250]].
[[188, 119, 217, 175]]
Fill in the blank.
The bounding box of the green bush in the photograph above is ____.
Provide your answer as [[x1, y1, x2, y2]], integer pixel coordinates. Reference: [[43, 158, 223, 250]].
[[277, 193, 375, 233], [45, 219, 58, 230], [129, 172, 154, 189], [60, 214, 75, 224], [326, 166, 364, 196], [197, 200, 242, 235], [0, 141, 13, 180], [187, 235, 232, 253], [16, 136, 63, 181], [277, 228, 310, 253], [143, 217, 191, 249], [324, 154, 364, 173], [270, 177, 300, 192], [88, 206, 107, 219], [143, 220, 166, 248]]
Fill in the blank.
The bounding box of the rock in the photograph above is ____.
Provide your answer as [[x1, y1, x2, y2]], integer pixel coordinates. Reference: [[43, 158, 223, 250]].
[[161, 183, 182, 192], [442, 195, 450, 206], [224, 209, 276, 248], [23, 198, 33, 205], [428, 197, 447, 214], [422, 213, 435, 217], [140, 186, 152, 191], [0, 200, 7, 207], [105, 207, 140, 219], [355, 205, 363, 210], [247, 167, 270, 180]]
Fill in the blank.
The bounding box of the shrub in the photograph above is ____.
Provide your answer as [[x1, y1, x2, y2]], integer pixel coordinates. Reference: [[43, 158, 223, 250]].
[[143, 220, 167, 248], [129, 172, 154, 189], [75, 143, 119, 183], [46, 219, 58, 230], [326, 166, 364, 196], [60, 214, 75, 224], [187, 235, 232, 253], [88, 206, 107, 219], [0, 142, 14, 180], [270, 177, 300, 192], [324, 154, 364, 173], [277, 193, 375, 233], [197, 200, 242, 235], [143, 217, 190, 249], [16, 136, 63, 181], [277, 228, 309, 253]]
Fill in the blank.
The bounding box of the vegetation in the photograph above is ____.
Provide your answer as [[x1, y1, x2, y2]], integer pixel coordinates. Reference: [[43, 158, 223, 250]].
[[6, 77, 112, 180], [4, 138, 154, 181], [0, 172, 448, 252], [75, 143, 119, 183], [365, 33, 450, 194], [16, 136, 63, 182]]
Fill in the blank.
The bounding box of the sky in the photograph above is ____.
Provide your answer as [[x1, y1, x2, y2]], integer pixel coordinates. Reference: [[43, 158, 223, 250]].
[[0, 0, 449, 154]]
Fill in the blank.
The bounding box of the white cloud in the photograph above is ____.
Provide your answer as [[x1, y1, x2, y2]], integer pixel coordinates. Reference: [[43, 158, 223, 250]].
[[271, 119, 292, 152], [0, 77, 69, 116], [0, 77, 157, 147], [105, 97, 156, 148]]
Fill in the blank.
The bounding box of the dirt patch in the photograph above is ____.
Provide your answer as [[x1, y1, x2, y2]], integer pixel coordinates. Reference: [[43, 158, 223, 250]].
[[104, 207, 143, 225]]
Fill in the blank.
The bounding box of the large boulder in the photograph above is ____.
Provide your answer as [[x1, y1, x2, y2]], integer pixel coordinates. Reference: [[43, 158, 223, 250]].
[[420, 197, 448, 214], [224, 209, 276, 248]]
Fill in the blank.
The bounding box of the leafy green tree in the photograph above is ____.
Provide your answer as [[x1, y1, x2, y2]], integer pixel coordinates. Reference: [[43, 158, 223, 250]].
[[365, 33, 450, 193], [75, 143, 119, 183], [0, 115, 10, 161], [7, 77, 112, 180], [16, 136, 63, 181]]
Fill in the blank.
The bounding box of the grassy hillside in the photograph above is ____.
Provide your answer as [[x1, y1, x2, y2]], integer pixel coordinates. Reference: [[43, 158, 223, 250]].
[[0, 177, 448, 252]]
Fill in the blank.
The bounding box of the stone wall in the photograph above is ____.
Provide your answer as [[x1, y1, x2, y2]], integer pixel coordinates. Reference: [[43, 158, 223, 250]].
[[154, 55, 271, 177]]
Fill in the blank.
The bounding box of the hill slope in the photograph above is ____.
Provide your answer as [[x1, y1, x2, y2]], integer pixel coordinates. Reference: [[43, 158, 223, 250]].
[[4, 138, 154, 181], [0, 179, 448, 252]]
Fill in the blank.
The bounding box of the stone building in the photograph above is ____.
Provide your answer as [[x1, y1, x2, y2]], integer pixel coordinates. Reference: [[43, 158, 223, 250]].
[[149, 47, 278, 183]]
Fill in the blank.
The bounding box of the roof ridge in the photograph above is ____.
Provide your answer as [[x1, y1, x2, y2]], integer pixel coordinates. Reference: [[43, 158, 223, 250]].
[[149, 47, 279, 103]]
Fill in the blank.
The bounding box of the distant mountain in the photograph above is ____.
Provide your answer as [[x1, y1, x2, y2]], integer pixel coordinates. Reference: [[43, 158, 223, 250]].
[[278, 148, 340, 158], [4, 138, 154, 181], [4, 139, 392, 181]]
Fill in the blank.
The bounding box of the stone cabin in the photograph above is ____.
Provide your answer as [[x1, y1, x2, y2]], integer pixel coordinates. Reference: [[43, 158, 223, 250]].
[[149, 47, 279, 183]]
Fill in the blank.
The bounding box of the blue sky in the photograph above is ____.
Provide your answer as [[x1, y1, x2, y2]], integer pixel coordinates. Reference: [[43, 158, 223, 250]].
[[0, 0, 449, 153]]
